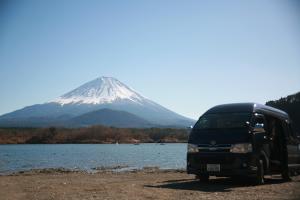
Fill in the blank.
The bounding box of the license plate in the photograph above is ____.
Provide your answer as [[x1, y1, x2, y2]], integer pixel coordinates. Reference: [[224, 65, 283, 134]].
[[207, 164, 220, 172]]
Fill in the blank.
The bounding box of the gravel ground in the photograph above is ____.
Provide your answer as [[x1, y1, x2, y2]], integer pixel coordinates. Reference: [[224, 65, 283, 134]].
[[0, 169, 300, 200]]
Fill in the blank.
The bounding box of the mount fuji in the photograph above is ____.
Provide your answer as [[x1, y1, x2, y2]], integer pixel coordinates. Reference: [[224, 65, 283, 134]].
[[0, 77, 195, 128]]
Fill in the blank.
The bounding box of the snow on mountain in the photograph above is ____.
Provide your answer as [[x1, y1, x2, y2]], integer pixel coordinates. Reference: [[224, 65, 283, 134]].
[[0, 76, 196, 128], [52, 77, 145, 105]]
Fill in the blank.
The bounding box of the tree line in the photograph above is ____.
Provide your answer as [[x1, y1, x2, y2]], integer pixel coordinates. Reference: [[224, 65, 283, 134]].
[[0, 126, 189, 144], [266, 92, 300, 133]]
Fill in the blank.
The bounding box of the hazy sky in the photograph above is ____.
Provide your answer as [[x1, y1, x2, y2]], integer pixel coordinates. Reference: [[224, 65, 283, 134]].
[[0, 0, 300, 119]]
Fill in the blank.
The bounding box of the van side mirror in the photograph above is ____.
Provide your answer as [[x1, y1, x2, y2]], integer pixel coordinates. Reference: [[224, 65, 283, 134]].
[[187, 125, 193, 133], [254, 114, 265, 124], [245, 121, 250, 126], [187, 125, 193, 130]]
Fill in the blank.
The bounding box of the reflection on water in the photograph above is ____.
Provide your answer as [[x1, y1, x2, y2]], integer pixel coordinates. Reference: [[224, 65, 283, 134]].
[[0, 143, 187, 174]]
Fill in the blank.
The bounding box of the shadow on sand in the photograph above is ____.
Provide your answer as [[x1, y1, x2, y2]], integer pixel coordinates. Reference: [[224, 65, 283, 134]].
[[144, 176, 287, 193]]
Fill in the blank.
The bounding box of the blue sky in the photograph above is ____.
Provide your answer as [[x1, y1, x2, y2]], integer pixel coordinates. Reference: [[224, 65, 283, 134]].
[[0, 0, 300, 119]]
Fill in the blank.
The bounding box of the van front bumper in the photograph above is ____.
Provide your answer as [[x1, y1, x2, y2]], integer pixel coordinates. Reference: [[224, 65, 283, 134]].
[[187, 152, 257, 176]]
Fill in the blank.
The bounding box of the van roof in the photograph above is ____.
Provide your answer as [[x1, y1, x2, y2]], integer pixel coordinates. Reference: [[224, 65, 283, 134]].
[[205, 103, 289, 121]]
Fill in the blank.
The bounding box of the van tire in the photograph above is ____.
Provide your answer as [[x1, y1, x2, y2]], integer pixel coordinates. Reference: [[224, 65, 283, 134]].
[[196, 174, 209, 182], [281, 168, 291, 181], [255, 159, 264, 185]]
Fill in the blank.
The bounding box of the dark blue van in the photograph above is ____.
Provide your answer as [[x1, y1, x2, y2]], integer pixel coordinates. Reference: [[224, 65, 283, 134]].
[[187, 103, 300, 184]]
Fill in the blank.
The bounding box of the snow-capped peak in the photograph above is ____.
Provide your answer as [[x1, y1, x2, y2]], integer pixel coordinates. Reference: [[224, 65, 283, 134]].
[[52, 77, 146, 105]]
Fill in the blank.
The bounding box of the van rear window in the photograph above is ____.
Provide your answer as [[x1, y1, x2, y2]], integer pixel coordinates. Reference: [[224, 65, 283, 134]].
[[194, 112, 251, 129]]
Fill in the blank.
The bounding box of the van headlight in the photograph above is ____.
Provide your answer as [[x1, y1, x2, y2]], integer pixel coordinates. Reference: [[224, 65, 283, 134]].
[[188, 144, 198, 153], [230, 143, 252, 153]]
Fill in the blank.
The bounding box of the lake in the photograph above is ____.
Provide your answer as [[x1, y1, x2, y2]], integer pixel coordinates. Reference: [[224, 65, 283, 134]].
[[0, 143, 187, 174]]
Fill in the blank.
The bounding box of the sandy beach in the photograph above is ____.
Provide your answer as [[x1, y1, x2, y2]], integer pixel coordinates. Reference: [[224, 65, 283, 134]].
[[0, 169, 300, 200]]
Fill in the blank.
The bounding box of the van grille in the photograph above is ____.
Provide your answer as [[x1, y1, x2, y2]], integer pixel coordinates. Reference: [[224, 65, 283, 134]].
[[197, 144, 231, 153]]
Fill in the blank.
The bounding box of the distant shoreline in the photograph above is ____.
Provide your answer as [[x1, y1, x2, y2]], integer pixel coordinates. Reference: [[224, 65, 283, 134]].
[[0, 126, 189, 144], [0, 141, 187, 145]]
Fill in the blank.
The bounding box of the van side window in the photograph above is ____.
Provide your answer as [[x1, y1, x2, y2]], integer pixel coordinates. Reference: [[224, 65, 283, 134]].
[[263, 115, 271, 136], [289, 123, 298, 139], [264, 116, 276, 138], [282, 122, 292, 140]]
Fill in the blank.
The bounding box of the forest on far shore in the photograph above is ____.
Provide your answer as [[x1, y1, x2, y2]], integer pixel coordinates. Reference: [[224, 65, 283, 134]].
[[0, 126, 189, 144], [266, 91, 300, 133]]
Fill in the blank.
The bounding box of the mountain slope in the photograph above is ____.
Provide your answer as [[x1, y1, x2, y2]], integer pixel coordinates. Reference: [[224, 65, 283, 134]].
[[266, 92, 300, 133], [66, 108, 153, 128], [0, 77, 195, 128]]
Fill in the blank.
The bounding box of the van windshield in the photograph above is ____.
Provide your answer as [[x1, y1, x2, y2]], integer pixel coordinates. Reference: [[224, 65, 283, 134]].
[[194, 112, 252, 129]]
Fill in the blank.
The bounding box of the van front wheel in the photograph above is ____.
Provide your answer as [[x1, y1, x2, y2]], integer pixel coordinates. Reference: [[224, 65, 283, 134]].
[[196, 174, 209, 182], [255, 159, 264, 185]]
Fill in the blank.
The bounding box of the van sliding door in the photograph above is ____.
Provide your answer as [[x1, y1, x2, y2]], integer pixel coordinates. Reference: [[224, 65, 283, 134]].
[[284, 122, 299, 166]]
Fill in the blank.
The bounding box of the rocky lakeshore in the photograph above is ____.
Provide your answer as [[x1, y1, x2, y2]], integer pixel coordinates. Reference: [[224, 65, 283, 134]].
[[1, 169, 300, 200]]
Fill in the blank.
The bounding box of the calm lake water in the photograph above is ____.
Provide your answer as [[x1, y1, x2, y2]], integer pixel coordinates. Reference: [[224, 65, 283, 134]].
[[0, 143, 187, 174]]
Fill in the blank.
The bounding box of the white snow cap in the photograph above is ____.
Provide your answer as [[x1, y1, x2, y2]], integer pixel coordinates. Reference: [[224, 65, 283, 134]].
[[52, 77, 146, 105]]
